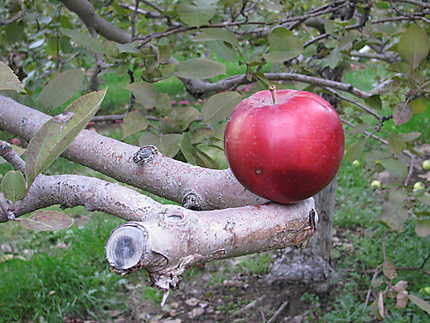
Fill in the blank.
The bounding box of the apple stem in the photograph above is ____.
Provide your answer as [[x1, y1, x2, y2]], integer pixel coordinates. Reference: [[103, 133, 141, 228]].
[[269, 85, 277, 104]]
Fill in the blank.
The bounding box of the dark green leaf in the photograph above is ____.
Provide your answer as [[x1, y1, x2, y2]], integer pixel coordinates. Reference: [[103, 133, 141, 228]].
[[380, 190, 408, 232], [387, 133, 406, 154], [365, 95, 382, 110], [415, 219, 430, 237], [195, 146, 219, 169], [121, 111, 148, 139], [61, 28, 107, 54], [177, 3, 216, 27], [179, 132, 196, 164], [21, 210, 74, 231], [393, 103, 412, 125], [1, 171, 26, 202], [0, 61, 24, 92], [397, 25, 430, 68], [174, 58, 226, 79], [38, 69, 85, 110], [202, 91, 242, 125], [127, 82, 158, 109], [194, 29, 238, 47], [408, 294, 430, 315], [380, 158, 407, 179], [346, 138, 365, 163], [155, 93, 173, 116], [25, 89, 107, 186]]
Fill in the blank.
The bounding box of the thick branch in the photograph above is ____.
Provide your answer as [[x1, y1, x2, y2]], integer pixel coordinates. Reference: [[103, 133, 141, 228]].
[[0, 96, 267, 210], [106, 198, 317, 290], [60, 0, 132, 43]]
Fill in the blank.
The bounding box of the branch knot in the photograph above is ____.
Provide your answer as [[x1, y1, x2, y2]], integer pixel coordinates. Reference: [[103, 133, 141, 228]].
[[133, 145, 158, 165]]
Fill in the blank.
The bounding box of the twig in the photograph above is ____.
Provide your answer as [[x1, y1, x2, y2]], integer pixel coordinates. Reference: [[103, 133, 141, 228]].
[[234, 296, 265, 317], [404, 154, 416, 186], [267, 301, 288, 323], [0, 140, 26, 173], [0, 10, 28, 25], [365, 264, 383, 307], [399, 0, 430, 8]]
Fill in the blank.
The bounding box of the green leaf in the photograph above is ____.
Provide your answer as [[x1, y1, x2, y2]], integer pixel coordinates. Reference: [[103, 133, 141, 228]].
[[264, 27, 303, 63], [174, 58, 226, 80], [346, 138, 366, 163], [417, 194, 430, 206], [177, 107, 200, 131], [364, 95, 382, 110], [179, 132, 197, 164], [415, 219, 430, 237], [400, 132, 421, 142], [177, 3, 216, 27], [38, 69, 85, 110], [160, 134, 181, 157], [393, 103, 412, 125], [202, 91, 242, 125], [21, 210, 74, 231], [0, 61, 24, 92], [195, 146, 219, 169], [1, 171, 26, 202], [61, 28, 107, 54], [121, 111, 148, 139], [387, 133, 406, 154], [408, 294, 430, 315], [25, 89, 107, 187], [194, 29, 238, 47], [380, 190, 408, 232], [397, 25, 430, 68], [409, 96, 428, 114], [350, 123, 369, 134], [192, 128, 215, 144], [126, 82, 158, 109], [366, 150, 391, 162], [139, 131, 161, 147], [380, 158, 407, 179], [207, 40, 237, 61]]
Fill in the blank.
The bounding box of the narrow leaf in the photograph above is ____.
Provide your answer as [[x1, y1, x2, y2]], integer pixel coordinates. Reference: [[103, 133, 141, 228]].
[[398, 25, 430, 68], [408, 294, 430, 315], [21, 210, 74, 231], [0, 61, 24, 92], [202, 91, 242, 125], [38, 69, 85, 110], [126, 82, 158, 109], [1, 171, 26, 202], [415, 219, 430, 237], [174, 58, 226, 80], [26, 89, 107, 186], [121, 111, 148, 139]]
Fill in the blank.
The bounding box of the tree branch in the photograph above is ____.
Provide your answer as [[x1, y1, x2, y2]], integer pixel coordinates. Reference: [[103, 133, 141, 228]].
[[0, 10, 28, 25], [0, 140, 26, 173]]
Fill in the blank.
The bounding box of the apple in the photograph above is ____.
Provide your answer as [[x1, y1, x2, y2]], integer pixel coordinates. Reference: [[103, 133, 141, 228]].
[[370, 180, 381, 189], [413, 181, 425, 192], [224, 88, 344, 204], [422, 159, 430, 171], [352, 160, 361, 167]]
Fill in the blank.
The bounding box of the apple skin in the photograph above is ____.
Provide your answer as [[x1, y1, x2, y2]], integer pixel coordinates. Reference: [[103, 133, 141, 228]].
[[224, 89, 344, 204]]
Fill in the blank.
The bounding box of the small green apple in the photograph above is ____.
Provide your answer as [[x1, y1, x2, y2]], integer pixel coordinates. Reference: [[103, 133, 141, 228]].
[[423, 287, 430, 295], [422, 159, 430, 171], [352, 160, 361, 167], [371, 180, 381, 189], [413, 181, 425, 192]]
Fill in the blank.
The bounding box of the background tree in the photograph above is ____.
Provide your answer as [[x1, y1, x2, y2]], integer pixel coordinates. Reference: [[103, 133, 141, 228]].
[[0, 0, 430, 320]]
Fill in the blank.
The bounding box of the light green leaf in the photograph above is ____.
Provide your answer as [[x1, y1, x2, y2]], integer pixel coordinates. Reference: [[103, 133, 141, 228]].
[[1, 171, 26, 202], [121, 111, 148, 139], [21, 210, 74, 231], [346, 138, 366, 163], [61, 28, 107, 54], [207, 40, 237, 61], [194, 29, 238, 47], [409, 96, 428, 114], [25, 89, 107, 187], [179, 132, 197, 164], [160, 134, 181, 157], [174, 58, 226, 80], [177, 3, 216, 27], [38, 69, 85, 110], [387, 133, 406, 154], [202, 91, 242, 125], [400, 132, 421, 142], [0, 61, 24, 92], [415, 219, 430, 237], [398, 25, 430, 68], [264, 27, 303, 63], [126, 82, 158, 109], [408, 294, 430, 315], [380, 158, 408, 179], [139, 131, 161, 147], [177, 107, 200, 131]]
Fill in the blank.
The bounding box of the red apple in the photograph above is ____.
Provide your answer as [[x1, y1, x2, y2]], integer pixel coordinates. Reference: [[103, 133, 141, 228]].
[[224, 89, 344, 204]]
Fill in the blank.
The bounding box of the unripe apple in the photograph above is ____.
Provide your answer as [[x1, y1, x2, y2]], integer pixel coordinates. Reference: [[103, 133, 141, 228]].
[[422, 159, 430, 171], [352, 160, 361, 167], [370, 180, 381, 189], [413, 181, 425, 192], [224, 88, 344, 204]]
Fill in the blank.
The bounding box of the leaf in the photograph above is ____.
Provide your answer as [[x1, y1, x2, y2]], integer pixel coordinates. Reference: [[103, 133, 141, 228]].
[[364, 95, 382, 110], [387, 133, 406, 154], [21, 210, 73, 231], [192, 128, 215, 144], [380, 190, 408, 232], [194, 29, 239, 47], [195, 146, 219, 169], [177, 2, 216, 27], [38, 69, 85, 110], [415, 219, 430, 237], [417, 194, 430, 206], [207, 40, 237, 61], [61, 28, 107, 54], [126, 82, 158, 109], [377, 291, 385, 319], [380, 158, 407, 179], [264, 27, 303, 63], [1, 171, 26, 202], [408, 294, 430, 315], [397, 25, 430, 68], [393, 103, 412, 125], [409, 96, 428, 114], [383, 259, 398, 280], [160, 134, 181, 157], [366, 150, 391, 162], [139, 131, 161, 147], [0, 61, 24, 92], [400, 132, 421, 142], [177, 107, 200, 131], [121, 111, 148, 139], [350, 123, 369, 134], [25, 89, 107, 186], [202, 91, 242, 125], [179, 132, 196, 164], [174, 58, 226, 80], [346, 138, 366, 163]]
